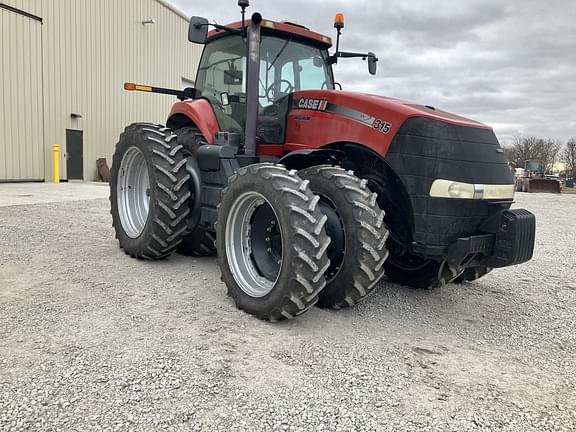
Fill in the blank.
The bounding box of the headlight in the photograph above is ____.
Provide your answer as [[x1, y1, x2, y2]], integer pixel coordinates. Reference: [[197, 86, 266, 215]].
[[430, 180, 475, 199], [483, 184, 515, 199], [430, 179, 514, 200]]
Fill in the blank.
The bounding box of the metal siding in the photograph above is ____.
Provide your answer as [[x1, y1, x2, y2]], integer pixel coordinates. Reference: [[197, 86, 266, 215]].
[[0, 7, 44, 180], [2, 0, 202, 181]]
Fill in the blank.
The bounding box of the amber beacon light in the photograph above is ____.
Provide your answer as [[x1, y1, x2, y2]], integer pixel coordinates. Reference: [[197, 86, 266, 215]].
[[334, 13, 344, 29]]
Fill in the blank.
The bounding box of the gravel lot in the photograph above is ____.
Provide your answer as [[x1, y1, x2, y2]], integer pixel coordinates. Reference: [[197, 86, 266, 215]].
[[0, 189, 575, 431]]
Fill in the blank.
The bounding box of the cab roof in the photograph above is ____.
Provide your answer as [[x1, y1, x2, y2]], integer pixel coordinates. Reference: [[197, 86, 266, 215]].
[[208, 19, 333, 49]]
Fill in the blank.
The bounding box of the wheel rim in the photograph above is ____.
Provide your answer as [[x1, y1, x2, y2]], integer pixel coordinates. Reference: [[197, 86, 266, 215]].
[[225, 192, 283, 298], [117, 146, 150, 238]]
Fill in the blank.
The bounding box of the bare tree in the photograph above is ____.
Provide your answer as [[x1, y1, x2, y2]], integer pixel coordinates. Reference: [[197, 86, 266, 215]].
[[542, 139, 563, 173], [503, 136, 541, 169], [563, 137, 576, 179], [503, 135, 563, 173]]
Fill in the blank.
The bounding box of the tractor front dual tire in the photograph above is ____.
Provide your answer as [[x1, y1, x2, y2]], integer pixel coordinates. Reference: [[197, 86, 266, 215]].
[[384, 254, 462, 290], [216, 164, 331, 321], [299, 165, 389, 308], [453, 266, 493, 283], [110, 123, 191, 259]]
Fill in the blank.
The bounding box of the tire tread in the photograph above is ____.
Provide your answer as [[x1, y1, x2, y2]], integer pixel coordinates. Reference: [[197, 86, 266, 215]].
[[217, 163, 331, 321], [110, 123, 191, 259], [299, 165, 389, 308]]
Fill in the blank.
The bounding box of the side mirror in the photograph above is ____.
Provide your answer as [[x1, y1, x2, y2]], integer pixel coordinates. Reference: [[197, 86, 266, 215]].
[[188, 16, 209, 44], [368, 52, 378, 75]]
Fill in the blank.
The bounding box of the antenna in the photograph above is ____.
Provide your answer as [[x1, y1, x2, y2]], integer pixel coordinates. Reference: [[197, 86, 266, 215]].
[[238, 0, 249, 29]]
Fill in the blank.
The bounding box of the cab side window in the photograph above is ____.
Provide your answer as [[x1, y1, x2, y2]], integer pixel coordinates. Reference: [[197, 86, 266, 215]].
[[195, 37, 246, 132]]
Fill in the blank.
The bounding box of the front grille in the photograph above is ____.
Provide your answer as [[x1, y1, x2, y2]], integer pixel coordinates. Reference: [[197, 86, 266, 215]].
[[385, 117, 514, 247]]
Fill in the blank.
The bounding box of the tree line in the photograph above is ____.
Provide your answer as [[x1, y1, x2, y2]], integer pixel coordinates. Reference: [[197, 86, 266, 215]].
[[503, 136, 576, 178]]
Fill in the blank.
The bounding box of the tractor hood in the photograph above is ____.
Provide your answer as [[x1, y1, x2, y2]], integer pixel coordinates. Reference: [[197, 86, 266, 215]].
[[287, 89, 491, 157], [292, 90, 488, 130], [357, 92, 487, 128]]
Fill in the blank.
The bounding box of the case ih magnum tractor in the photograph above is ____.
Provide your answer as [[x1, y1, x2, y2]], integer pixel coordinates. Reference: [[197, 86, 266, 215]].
[[110, 3, 535, 321]]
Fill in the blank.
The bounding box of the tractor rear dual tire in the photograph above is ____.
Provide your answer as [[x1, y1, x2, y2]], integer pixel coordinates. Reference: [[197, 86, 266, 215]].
[[216, 164, 331, 321], [299, 166, 389, 308], [177, 230, 216, 257], [110, 123, 191, 259]]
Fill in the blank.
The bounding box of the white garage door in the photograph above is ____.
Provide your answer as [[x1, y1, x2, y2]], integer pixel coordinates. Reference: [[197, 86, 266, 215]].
[[0, 5, 44, 181]]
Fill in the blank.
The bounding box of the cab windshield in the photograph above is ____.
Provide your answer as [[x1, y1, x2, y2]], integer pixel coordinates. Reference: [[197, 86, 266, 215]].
[[194, 34, 333, 135], [525, 161, 544, 172], [258, 36, 334, 104]]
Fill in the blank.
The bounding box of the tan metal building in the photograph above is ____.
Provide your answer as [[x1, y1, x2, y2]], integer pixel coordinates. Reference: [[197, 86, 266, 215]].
[[1, 0, 201, 182]]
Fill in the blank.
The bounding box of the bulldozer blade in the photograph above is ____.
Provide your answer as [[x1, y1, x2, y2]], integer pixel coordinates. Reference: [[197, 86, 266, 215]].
[[526, 179, 561, 193]]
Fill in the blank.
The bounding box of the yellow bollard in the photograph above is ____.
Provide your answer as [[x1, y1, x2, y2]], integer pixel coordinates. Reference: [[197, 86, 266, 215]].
[[52, 144, 60, 184]]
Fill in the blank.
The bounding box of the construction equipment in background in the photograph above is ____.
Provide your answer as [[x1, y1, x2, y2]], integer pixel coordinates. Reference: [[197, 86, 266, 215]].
[[515, 160, 561, 193]]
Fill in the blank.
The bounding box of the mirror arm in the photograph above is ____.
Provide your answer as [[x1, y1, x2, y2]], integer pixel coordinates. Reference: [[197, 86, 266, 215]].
[[333, 51, 377, 61], [210, 23, 244, 37], [192, 22, 244, 36], [329, 51, 378, 64], [329, 51, 378, 75]]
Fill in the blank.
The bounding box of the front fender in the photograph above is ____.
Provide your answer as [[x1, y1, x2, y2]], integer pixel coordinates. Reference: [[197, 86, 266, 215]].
[[168, 99, 219, 144], [278, 149, 345, 170]]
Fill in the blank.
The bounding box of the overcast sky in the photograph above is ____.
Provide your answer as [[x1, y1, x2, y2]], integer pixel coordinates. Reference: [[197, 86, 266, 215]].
[[169, 0, 576, 144]]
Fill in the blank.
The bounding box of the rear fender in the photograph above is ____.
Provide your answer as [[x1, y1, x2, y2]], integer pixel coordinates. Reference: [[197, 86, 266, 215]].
[[167, 99, 219, 144]]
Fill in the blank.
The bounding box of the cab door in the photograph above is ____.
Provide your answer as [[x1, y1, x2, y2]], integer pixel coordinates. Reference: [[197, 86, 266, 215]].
[[256, 43, 296, 145]]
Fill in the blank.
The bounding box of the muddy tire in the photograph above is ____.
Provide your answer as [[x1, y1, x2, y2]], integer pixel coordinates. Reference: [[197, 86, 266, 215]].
[[216, 164, 331, 321], [299, 165, 388, 308], [110, 123, 191, 259], [453, 266, 492, 283], [384, 254, 461, 290], [173, 127, 217, 257]]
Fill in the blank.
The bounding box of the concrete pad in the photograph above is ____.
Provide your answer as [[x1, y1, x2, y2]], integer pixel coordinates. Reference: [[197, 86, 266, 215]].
[[0, 182, 110, 206]]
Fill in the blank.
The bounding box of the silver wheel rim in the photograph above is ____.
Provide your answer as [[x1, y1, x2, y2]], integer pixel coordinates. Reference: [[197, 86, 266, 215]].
[[117, 147, 150, 238], [225, 192, 283, 298]]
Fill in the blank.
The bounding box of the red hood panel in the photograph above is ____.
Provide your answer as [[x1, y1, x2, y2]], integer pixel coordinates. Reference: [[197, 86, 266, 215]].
[[363, 93, 487, 127], [299, 90, 488, 128], [286, 90, 491, 157]]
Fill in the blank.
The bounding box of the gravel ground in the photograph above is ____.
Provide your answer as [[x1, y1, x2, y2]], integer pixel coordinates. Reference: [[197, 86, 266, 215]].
[[0, 192, 575, 431]]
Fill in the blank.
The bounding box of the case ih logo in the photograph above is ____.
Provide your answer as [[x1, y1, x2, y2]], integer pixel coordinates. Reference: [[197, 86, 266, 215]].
[[298, 98, 328, 111]]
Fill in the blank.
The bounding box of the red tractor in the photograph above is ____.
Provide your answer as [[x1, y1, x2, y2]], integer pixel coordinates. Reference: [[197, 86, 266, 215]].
[[110, 2, 535, 321]]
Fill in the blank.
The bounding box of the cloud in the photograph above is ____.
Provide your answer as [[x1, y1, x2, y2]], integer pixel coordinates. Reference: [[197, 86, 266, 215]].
[[169, 0, 576, 143]]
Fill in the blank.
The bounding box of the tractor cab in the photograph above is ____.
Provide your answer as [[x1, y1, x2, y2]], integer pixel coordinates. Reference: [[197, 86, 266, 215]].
[[182, 8, 376, 155], [193, 20, 335, 144]]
